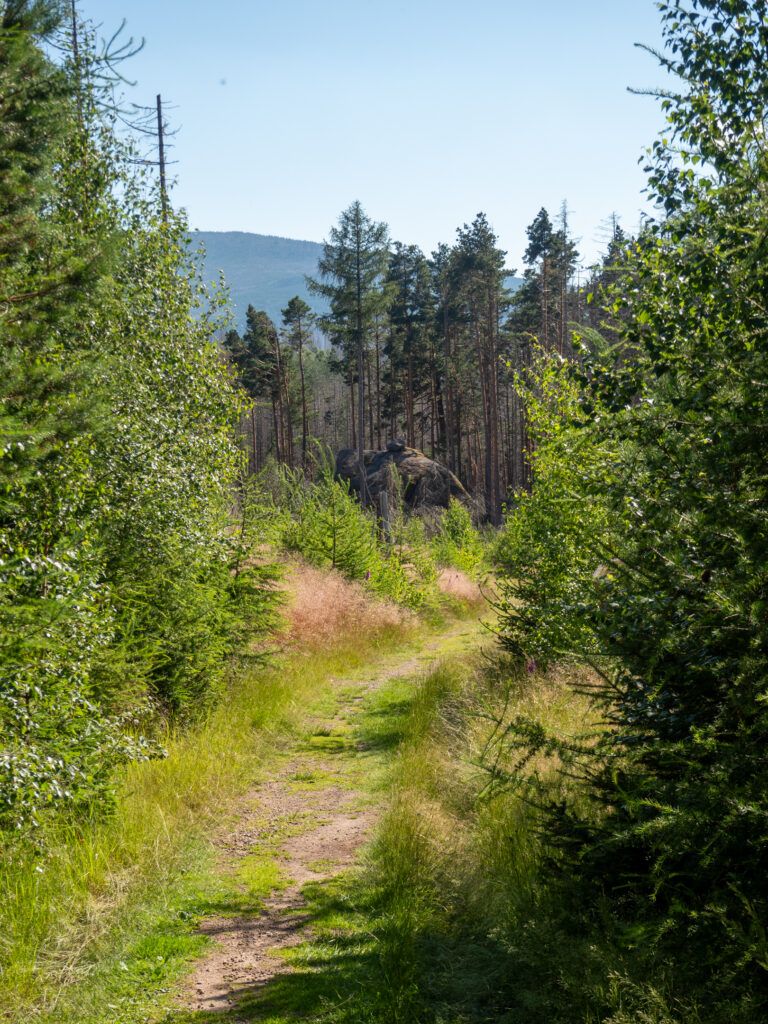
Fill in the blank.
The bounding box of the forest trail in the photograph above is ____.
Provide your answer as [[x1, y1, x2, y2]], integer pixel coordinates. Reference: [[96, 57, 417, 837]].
[[175, 618, 482, 1021]]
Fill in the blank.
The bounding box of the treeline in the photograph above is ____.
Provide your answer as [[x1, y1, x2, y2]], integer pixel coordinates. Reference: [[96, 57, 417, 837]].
[[223, 200, 625, 523], [0, 3, 277, 835]]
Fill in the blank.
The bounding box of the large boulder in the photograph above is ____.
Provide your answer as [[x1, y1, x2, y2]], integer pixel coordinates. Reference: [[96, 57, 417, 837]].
[[335, 440, 468, 510]]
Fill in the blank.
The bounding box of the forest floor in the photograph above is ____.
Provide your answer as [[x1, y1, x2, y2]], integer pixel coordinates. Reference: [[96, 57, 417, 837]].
[[155, 617, 485, 1024]]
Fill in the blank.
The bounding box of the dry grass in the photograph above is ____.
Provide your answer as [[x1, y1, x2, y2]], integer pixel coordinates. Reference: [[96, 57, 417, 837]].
[[436, 567, 485, 606], [277, 559, 416, 651]]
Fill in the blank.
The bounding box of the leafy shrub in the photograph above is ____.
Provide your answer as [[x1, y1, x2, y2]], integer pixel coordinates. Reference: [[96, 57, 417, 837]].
[[375, 514, 439, 610], [431, 498, 485, 575], [493, 354, 617, 666], [0, 9, 280, 833], [369, 547, 431, 610]]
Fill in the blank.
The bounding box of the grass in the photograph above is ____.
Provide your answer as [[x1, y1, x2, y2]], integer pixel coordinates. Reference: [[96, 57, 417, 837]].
[[232, 653, 706, 1024], [32, 581, 738, 1024], [355, 659, 592, 1023], [156, 661, 447, 1024], [33, 628, 603, 1024], [166, 654, 601, 1024], [0, 597, 479, 1024]]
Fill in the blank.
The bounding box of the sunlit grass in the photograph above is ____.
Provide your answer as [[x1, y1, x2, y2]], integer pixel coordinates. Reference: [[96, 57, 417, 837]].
[[345, 655, 600, 1023], [0, 615, 434, 1024]]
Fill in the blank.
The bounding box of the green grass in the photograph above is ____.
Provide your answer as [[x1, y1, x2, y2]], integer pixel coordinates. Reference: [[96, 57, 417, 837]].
[[161, 655, 599, 1024], [216, 654, 700, 1024], [152, 663, 452, 1024], [31, 607, 730, 1024], [0, 614, 448, 1024]]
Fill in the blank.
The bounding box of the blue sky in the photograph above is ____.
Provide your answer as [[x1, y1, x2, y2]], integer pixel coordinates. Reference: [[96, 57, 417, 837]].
[[79, 0, 668, 269]]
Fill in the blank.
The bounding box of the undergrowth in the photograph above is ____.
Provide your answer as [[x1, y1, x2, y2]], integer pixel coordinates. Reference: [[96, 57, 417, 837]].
[[0, 604, 438, 1024], [251, 461, 488, 613], [211, 653, 722, 1024], [333, 658, 735, 1024]]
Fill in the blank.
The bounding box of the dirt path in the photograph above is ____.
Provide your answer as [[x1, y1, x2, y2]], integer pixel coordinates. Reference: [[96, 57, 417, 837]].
[[181, 623, 479, 1018]]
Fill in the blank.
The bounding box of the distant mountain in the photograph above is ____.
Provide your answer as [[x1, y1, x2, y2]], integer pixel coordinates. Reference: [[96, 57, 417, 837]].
[[192, 229, 522, 331], [192, 230, 325, 329]]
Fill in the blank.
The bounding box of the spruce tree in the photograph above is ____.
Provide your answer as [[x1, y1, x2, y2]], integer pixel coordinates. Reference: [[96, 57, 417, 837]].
[[498, 1, 768, 1012], [0, 1, 128, 830], [308, 201, 390, 502]]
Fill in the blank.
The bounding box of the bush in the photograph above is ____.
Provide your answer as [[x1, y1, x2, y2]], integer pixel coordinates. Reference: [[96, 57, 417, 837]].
[[492, 4, 768, 1016], [0, 9, 280, 833], [431, 498, 485, 575], [278, 466, 439, 610], [282, 470, 377, 579]]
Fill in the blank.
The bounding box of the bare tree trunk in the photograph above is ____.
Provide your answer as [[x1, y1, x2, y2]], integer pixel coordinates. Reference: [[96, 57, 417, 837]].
[[406, 348, 415, 447], [252, 403, 259, 475], [355, 224, 368, 504], [297, 322, 308, 470], [455, 389, 463, 484], [273, 336, 292, 465], [349, 377, 356, 449], [366, 348, 374, 449], [429, 373, 437, 459], [435, 374, 447, 461], [443, 308, 456, 473], [156, 94, 168, 224], [375, 325, 383, 449], [488, 292, 502, 523], [271, 396, 281, 462]]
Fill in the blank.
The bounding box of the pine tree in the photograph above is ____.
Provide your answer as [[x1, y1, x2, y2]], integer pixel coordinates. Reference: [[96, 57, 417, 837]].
[[281, 296, 315, 471], [385, 243, 434, 450], [227, 306, 292, 462], [447, 213, 510, 522], [514, 205, 578, 354], [308, 201, 390, 503]]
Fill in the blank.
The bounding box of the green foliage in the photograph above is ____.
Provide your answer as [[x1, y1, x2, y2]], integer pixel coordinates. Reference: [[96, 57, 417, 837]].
[[0, 7, 279, 835], [283, 470, 378, 579], [494, 354, 617, 664], [493, 2, 768, 1017], [372, 499, 439, 610], [307, 200, 390, 376], [431, 498, 485, 575], [371, 543, 435, 611], [0, 613, 417, 1023], [224, 305, 279, 401], [275, 464, 439, 610], [0, 2, 124, 833]]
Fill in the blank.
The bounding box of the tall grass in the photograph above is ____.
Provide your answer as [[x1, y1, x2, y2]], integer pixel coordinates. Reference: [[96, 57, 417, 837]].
[[355, 653, 724, 1022], [276, 559, 415, 650], [0, 590, 426, 1022], [363, 657, 615, 1023]]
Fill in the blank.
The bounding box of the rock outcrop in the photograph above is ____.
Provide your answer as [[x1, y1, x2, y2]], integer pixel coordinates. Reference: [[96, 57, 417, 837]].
[[335, 440, 468, 510]]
